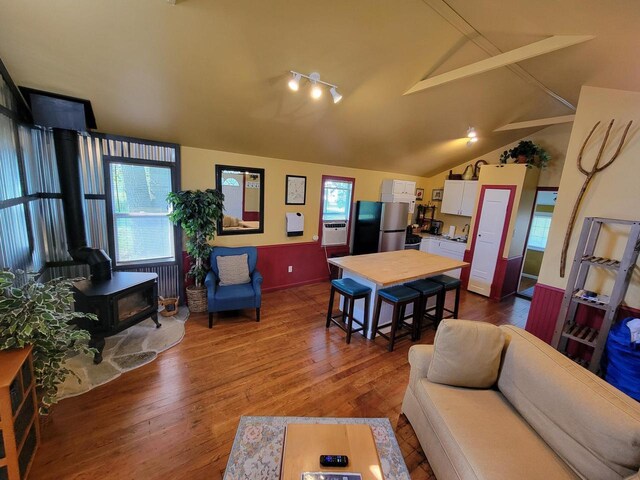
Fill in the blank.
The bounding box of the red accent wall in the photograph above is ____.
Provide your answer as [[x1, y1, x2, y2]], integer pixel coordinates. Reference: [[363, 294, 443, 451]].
[[526, 282, 640, 346], [183, 242, 347, 295]]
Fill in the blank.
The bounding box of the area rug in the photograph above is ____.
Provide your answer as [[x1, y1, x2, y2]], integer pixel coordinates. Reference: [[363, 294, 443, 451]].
[[224, 416, 410, 480], [56, 307, 189, 400]]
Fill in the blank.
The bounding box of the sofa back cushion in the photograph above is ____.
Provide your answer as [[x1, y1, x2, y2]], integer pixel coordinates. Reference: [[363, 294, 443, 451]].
[[427, 319, 505, 389], [498, 325, 640, 480]]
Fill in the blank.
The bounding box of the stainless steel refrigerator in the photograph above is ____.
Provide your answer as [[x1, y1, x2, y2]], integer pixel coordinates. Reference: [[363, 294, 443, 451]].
[[379, 202, 410, 252], [351, 201, 409, 254]]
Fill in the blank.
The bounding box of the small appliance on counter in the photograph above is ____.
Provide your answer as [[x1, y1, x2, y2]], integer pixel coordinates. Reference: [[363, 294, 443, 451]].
[[429, 220, 444, 235]]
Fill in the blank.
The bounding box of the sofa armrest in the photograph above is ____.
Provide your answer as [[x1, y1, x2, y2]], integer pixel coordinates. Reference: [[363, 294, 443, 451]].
[[408, 345, 434, 391], [204, 270, 218, 293]]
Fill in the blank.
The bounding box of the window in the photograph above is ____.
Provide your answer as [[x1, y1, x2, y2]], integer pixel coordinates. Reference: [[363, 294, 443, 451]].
[[109, 163, 175, 265], [527, 213, 552, 250], [322, 178, 354, 221]]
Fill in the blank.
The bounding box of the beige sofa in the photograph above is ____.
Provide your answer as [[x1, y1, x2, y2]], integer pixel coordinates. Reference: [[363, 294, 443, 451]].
[[402, 324, 640, 480]]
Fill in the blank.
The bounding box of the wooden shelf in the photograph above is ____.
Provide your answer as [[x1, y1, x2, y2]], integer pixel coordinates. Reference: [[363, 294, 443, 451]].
[[0, 347, 40, 480], [561, 323, 599, 347]]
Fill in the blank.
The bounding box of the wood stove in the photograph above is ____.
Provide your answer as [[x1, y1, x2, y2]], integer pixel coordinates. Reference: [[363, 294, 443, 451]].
[[74, 272, 160, 364]]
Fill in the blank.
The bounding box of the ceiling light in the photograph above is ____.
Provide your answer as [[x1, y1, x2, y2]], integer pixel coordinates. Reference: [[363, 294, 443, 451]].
[[287, 70, 342, 104], [467, 127, 477, 138], [330, 87, 342, 104], [288, 73, 301, 91], [467, 137, 478, 147], [311, 83, 323, 99]]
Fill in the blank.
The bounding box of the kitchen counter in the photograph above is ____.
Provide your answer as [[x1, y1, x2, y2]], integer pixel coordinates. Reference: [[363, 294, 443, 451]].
[[419, 233, 468, 244], [327, 249, 468, 287]]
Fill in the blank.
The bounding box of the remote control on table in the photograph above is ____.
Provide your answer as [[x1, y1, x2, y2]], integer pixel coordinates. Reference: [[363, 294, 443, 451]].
[[319, 455, 349, 467]]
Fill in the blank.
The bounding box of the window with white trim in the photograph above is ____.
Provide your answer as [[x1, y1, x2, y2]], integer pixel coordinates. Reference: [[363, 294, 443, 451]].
[[109, 163, 175, 265], [527, 212, 552, 250], [322, 178, 354, 221]]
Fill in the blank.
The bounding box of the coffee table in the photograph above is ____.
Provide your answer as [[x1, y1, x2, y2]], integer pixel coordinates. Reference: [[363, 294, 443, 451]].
[[281, 424, 383, 480], [224, 416, 410, 480]]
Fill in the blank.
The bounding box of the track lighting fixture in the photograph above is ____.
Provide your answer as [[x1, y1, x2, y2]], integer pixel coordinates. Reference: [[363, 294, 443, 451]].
[[288, 73, 301, 91], [288, 71, 342, 103], [330, 87, 342, 104]]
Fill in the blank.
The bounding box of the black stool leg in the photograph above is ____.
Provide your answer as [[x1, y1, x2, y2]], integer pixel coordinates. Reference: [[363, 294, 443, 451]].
[[363, 294, 370, 339], [453, 285, 461, 319], [371, 295, 383, 340], [412, 297, 422, 341], [346, 297, 355, 344], [388, 302, 400, 352], [326, 285, 336, 328], [435, 290, 445, 329]]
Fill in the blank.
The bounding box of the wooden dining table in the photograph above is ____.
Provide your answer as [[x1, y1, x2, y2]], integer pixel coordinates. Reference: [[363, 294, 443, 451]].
[[327, 249, 469, 338]]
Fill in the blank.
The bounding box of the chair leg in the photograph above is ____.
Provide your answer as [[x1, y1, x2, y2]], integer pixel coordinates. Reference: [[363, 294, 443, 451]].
[[208, 312, 214, 329], [371, 296, 383, 340], [326, 286, 336, 328], [256, 308, 260, 322], [388, 303, 400, 352], [346, 297, 355, 344], [453, 285, 461, 319]]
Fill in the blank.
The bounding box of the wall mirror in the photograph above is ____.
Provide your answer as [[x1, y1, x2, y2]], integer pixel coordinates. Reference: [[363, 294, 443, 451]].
[[215, 165, 265, 235]]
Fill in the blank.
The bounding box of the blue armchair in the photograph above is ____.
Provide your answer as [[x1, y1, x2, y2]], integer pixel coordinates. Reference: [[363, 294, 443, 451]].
[[204, 246, 263, 328]]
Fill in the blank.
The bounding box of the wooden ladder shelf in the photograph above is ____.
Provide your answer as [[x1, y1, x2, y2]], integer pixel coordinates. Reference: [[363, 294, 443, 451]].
[[551, 217, 640, 373]]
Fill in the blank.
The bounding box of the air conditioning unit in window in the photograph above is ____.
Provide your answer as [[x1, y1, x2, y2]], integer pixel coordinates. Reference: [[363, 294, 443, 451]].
[[322, 221, 348, 247]]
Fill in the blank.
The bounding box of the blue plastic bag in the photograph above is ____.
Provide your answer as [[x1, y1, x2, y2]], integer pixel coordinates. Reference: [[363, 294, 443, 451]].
[[602, 317, 640, 401]]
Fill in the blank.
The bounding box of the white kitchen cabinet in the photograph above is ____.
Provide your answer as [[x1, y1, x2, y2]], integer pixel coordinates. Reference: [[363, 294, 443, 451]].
[[382, 179, 416, 196], [441, 180, 478, 216], [420, 236, 466, 278]]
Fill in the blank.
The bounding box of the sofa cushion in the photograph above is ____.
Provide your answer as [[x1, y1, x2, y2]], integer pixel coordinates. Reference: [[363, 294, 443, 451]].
[[217, 254, 251, 286], [498, 326, 640, 480], [427, 319, 505, 388], [414, 378, 578, 480]]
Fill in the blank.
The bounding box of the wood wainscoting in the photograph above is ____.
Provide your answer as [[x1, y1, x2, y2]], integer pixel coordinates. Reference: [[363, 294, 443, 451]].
[[526, 282, 640, 346], [183, 243, 349, 294]]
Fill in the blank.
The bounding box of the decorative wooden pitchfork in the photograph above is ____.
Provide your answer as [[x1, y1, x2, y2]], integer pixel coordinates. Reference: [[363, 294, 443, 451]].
[[559, 119, 633, 277]]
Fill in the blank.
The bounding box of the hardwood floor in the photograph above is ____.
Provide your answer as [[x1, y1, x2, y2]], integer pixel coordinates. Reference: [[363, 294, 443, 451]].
[[30, 282, 530, 480]]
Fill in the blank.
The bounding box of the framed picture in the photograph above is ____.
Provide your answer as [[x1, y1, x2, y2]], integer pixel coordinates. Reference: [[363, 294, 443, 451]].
[[286, 175, 306, 205], [415, 188, 424, 201], [432, 188, 444, 201]]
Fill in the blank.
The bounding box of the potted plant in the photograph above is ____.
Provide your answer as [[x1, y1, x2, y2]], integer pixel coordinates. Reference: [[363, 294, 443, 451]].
[[499, 140, 550, 168], [167, 189, 225, 313], [0, 271, 97, 414]]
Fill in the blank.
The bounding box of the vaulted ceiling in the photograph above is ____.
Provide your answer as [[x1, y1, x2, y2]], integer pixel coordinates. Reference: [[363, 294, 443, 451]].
[[1, 0, 638, 176]]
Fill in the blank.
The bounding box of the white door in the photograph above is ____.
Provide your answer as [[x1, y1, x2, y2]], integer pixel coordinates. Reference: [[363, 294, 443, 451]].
[[468, 188, 511, 297]]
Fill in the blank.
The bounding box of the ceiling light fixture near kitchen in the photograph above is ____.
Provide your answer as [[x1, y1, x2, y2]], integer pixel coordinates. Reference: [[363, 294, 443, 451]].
[[466, 127, 478, 147], [288, 71, 342, 103]]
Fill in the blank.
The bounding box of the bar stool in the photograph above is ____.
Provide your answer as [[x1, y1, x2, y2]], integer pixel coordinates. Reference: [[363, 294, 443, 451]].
[[326, 278, 372, 344], [371, 285, 420, 352], [429, 274, 461, 319], [404, 279, 444, 337]]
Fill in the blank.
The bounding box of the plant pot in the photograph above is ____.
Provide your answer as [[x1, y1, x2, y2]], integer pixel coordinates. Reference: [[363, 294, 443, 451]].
[[516, 155, 528, 164], [186, 285, 207, 313]]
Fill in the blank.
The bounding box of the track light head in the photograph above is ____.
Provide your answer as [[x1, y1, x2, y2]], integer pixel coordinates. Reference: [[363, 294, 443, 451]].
[[288, 72, 301, 91], [311, 84, 322, 99], [467, 127, 477, 138], [330, 87, 342, 104]]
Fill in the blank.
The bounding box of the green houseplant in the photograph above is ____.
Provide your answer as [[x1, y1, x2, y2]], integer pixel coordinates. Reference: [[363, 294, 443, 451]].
[[499, 140, 550, 168], [0, 271, 97, 414], [167, 189, 225, 312]]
